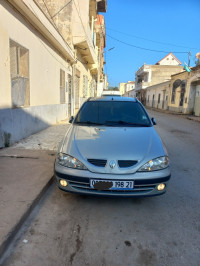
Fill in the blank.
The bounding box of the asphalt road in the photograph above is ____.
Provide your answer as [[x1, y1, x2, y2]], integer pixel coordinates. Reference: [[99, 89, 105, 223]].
[[3, 110, 200, 266]]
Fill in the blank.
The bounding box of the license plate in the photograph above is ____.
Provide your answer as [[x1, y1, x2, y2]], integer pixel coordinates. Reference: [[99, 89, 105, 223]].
[[90, 179, 134, 190]]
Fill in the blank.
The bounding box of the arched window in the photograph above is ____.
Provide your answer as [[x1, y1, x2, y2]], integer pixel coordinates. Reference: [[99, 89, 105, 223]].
[[171, 79, 181, 103], [179, 81, 186, 106]]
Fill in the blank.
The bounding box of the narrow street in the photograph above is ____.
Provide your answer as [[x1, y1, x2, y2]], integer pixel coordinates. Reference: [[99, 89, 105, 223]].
[[2, 110, 200, 266]]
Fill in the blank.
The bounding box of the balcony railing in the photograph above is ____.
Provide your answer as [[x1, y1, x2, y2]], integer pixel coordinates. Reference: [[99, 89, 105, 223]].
[[73, 23, 97, 64], [135, 82, 150, 91]]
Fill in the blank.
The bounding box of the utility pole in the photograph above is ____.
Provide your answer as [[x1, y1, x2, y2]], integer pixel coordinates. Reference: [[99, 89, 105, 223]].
[[188, 51, 191, 67]]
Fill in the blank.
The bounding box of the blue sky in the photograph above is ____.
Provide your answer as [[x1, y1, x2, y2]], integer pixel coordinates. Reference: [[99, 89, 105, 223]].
[[103, 0, 200, 87]]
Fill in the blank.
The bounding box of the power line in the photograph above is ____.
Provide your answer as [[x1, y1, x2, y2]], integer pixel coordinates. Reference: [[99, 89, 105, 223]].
[[73, 0, 98, 55], [39, 0, 74, 55], [107, 34, 188, 54], [106, 27, 200, 51], [52, 0, 72, 18]]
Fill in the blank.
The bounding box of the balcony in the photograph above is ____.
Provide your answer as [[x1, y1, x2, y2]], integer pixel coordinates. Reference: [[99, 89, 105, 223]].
[[97, 0, 107, 12], [136, 64, 151, 76], [88, 46, 99, 74], [73, 23, 97, 65], [135, 82, 150, 91]]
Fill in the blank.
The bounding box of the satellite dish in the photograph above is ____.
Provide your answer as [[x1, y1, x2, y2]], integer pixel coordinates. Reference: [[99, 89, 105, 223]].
[[196, 52, 200, 59]]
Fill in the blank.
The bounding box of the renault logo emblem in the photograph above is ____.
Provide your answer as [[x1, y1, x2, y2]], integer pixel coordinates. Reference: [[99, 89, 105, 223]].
[[109, 160, 116, 169]]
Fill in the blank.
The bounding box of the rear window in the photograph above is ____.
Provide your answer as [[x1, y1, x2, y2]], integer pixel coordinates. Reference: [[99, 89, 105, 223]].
[[74, 101, 151, 127]]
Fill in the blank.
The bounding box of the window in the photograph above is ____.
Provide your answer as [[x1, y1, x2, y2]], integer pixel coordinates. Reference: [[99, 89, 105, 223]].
[[171, 79, 181, 104], [83, 75, 88, 97], [171, 87, 176, 103], [60, 69, 65, 104], [180, 81, 186, 107], [10, 40, 29, 107], [75, 101, 151, 126], [158, 94, 161, 104]]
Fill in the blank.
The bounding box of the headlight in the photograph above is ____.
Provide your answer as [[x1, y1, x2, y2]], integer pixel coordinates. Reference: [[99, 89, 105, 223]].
[[138, 156, 169, 172], [57, 153, 87, 170]]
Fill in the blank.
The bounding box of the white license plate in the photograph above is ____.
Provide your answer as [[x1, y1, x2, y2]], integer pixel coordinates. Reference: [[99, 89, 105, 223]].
[[90, 179, 134, 190]]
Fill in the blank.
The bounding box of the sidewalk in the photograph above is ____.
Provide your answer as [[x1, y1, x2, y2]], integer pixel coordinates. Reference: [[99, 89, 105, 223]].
[[0, 121, 70, 259], [146, 106, 200, 123]]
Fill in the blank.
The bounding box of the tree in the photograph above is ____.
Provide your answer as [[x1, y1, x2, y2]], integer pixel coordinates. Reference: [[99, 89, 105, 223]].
[[107, 86, 119, 91]]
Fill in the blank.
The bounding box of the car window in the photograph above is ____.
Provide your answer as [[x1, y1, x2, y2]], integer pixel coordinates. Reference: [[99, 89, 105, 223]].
[[74, 101, 151, 127]]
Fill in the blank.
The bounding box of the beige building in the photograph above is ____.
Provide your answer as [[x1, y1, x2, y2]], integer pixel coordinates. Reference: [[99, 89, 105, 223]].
[[0, 0, 107, 147], [168, 66, 200, 115], [123, 81, 135, 97], [135, 53, 183, 104], [146, 81, 171, 110], [119, 81, 135, 97], [119, 82, 126, 95]]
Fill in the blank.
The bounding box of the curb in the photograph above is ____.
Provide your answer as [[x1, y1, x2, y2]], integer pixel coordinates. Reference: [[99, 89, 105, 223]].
[[187, 116, 200, 123], [146, 106, 200, 122], [0, 175, 55, 260], [145, 106, 185, 116]]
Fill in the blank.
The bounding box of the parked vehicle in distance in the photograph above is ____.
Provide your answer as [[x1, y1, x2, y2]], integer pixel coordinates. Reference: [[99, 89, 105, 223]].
[[54, 96, 171, 197], [101, 90, 121, 96]]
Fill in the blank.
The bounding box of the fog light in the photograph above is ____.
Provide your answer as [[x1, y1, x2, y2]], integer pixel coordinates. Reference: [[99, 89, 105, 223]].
[[60, 179, 68, 187], [157, 183, 165, 191]]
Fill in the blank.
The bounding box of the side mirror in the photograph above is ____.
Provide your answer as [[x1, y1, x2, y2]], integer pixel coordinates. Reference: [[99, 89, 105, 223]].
[[151, 118, 157, 125], [69, 116, 74, 123]]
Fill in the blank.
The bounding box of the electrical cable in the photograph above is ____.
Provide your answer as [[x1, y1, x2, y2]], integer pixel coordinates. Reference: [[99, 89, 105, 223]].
[[72, 0, 98, 54], [107, 34, 188, 54], [52, 0, 73, 18], [106, 27, 200, 51], [39, 0, 74, 55], [29, 3, 74, 66]]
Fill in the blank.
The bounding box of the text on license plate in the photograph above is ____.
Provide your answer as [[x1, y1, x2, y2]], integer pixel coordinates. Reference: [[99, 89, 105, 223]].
[[90, 179, 134, 190]]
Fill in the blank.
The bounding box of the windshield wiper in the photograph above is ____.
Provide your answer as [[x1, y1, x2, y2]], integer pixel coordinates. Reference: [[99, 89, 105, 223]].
[[75, 121, 104, 126], [105, 120, 150, 127]]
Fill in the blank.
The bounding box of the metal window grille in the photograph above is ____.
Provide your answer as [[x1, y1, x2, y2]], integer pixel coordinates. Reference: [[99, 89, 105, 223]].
[[60, 69, 65, 104], [158, 94, 161, 104], [9, 40, 29, 108], [83, 75, 88, 98]]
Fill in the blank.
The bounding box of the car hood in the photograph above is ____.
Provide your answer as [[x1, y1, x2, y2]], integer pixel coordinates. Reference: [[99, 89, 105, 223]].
[[61, 125, 166, 174]]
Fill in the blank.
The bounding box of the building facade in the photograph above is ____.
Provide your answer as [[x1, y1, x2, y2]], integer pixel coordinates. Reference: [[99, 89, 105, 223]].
[[0, 0, 107, 147], [146, 81, 171, 110], [123, 81, 135, 97], [168, 66, 200, 115], [135, 53, 183, 104], [119, 82, 126, 96]]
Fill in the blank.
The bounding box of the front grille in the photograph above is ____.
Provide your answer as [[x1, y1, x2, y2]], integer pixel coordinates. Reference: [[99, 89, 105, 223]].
[[55, 171, 170, 196], [69, 180, 156, 194], [118, 160, 138, 168], [87, 159, 107, 167]]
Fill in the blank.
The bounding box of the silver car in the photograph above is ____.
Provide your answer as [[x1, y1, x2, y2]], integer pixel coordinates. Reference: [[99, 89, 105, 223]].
[[54, 96, 171, 197]]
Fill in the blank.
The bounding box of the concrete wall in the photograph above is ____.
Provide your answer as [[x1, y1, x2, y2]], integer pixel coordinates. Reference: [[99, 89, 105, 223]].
[[0, 104, 68, 148], [150, 65, 183, 86]]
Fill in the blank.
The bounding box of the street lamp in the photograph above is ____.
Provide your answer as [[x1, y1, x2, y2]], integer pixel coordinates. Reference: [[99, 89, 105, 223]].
[[104, 47, 115, 53]]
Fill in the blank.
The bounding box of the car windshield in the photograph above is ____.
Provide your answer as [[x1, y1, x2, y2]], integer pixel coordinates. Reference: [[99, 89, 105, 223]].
[[74, 101, 151, 127]]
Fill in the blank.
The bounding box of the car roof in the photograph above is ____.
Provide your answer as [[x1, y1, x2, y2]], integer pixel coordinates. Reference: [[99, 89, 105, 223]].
[[87, 96, 139, 102]]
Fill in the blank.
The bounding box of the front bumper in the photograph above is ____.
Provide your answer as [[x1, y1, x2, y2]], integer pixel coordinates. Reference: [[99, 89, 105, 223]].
[[54, 163, 171, 197]]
